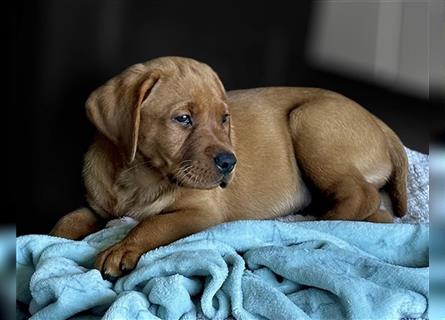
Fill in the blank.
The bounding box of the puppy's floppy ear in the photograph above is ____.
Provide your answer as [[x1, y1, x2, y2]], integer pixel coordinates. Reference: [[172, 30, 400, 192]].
[[86, 66, 160, 163]]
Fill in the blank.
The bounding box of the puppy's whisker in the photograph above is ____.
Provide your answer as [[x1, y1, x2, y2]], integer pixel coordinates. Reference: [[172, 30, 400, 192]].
[[179, 166, 192, 174], [175, 164, 195, 185], [178, 165, 193, 179], [177, 160, 193, 168]]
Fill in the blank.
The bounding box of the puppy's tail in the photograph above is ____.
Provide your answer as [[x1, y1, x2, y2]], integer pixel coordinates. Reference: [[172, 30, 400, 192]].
[[374, 117, 408, 217]]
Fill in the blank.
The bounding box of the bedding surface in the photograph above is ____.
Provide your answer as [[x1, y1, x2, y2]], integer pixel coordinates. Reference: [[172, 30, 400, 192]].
[[16, 148, 429, 320], [17, 220, 428, 320]]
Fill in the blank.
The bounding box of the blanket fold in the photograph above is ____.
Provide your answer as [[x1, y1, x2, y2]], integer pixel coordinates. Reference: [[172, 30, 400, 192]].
[[17, 221, 428, 320]]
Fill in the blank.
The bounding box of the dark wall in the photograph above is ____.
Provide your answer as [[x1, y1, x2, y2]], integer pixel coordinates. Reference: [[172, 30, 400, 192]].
[[10, 0, 430, 235]]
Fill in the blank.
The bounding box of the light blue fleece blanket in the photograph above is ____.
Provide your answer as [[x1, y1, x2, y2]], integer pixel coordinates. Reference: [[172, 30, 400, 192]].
[[17, 219, 428, 320]]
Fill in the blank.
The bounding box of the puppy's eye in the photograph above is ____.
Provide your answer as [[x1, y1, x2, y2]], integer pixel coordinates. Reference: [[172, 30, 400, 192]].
[[222, 114, 230, 125], [174, 115, 193, 126]]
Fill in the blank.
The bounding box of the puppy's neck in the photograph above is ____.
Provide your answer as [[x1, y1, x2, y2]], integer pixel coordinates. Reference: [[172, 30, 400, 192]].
[[121, 153, 170, 189], [93, 134, 174, 195], [85, 135, 178, 219]]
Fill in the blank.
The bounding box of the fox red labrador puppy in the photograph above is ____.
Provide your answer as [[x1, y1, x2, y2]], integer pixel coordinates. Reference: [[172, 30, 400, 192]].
[[50, 57, 407, 279]]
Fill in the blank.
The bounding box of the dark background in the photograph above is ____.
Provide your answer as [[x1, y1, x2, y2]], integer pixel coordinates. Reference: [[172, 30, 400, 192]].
[[9, 1, 435, 235]]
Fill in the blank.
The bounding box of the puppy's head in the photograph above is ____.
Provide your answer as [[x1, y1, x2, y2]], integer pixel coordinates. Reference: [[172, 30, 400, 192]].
[[86, 57, 236, 189]]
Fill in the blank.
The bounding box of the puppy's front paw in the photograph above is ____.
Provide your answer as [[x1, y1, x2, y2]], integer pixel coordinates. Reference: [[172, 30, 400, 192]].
[[95, 241, 143, 280]]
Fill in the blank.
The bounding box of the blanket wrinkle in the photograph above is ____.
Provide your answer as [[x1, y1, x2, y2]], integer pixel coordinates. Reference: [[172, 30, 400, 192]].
[[17, 221, 429, 320]]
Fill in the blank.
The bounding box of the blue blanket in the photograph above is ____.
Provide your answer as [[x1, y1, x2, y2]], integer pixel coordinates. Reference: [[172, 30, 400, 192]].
[[17, 220, 428, 320]]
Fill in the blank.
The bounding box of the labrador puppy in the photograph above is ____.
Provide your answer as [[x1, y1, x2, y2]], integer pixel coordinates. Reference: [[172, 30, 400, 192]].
[[50, 57, 407, 279]]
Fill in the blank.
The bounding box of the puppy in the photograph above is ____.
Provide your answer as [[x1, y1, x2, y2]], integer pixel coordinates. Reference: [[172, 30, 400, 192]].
[[50, 57, 408, 279]]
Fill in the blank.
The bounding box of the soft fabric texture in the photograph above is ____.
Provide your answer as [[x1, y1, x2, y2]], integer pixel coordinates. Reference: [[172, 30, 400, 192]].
[[397, 147, 429, 223], [16, 148, 429, 319], [17, 220, 428, 320]]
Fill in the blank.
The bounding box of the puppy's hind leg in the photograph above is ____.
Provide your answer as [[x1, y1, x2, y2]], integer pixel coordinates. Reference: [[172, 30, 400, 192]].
[[320, 173, 384, 222], [49, 207, 105, 240], [288, 101, 393, 222]]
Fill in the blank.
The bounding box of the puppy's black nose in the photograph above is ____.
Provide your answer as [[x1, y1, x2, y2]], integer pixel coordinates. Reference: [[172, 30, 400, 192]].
[[214, 152, 237, 175]]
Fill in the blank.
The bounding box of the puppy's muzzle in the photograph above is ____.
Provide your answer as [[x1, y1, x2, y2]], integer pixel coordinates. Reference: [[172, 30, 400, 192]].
[[214, 152, 237, 175]]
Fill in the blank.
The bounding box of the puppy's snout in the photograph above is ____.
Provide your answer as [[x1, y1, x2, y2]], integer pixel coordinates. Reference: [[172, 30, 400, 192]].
[[214, 152, 237, 175]]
